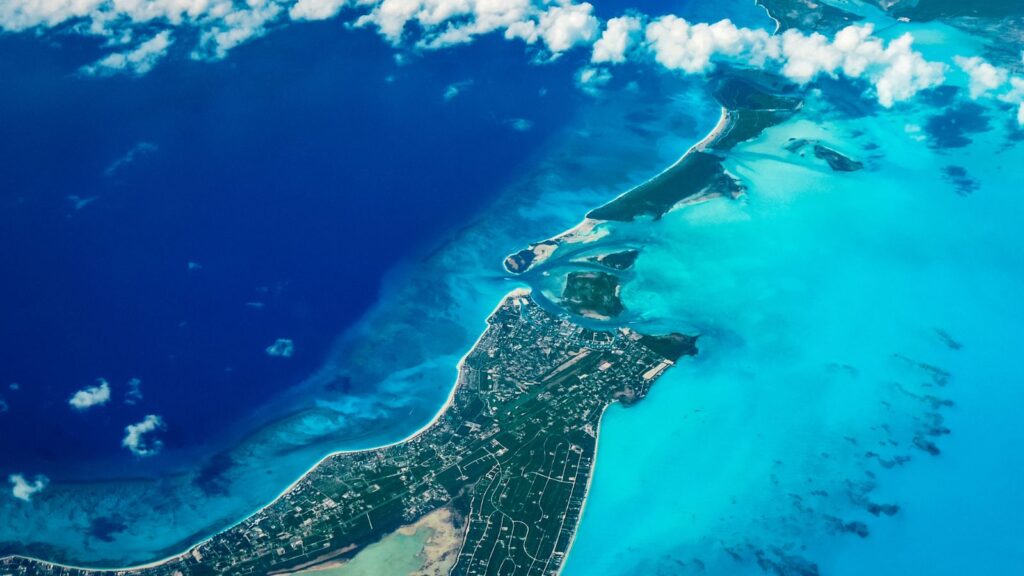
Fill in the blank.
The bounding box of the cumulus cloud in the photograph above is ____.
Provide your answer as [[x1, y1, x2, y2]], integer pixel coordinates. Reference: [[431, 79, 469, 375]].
[[779, 25, 945, 107], [591, 15, 642, 64], [105, 142, 158, 177], [638, 19, 945, 107], [956, 68, 1024, 126], [355, 0, 532, 48], [9, 474, 48, 502], [505, 117, 533, 131], [955, 56, 1009, 99], [194, 0, 283, 60], [290, 0, 348, 21], [266, 338, 295, 357], [0, 0, 102, 32], [576, 65, 611, 95], [124, 377, 143, 405], [443, 79, 473, 101], [1, 0, 279, 67], [0, 0, 1007, 119], [69, 379, 111, 410], [122, 414, 166, 457], [81, 31, 173, 76], [645, 16, 776, 74], [1003, 77, 1024, 126], [505, 2, 599, 55]]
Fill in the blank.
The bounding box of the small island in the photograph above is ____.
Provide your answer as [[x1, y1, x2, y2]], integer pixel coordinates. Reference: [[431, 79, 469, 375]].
[[561, 271, 625, 319], [813, 144, 864, 172], [786, 138, 864, 172], [586, 249, 640, 271]]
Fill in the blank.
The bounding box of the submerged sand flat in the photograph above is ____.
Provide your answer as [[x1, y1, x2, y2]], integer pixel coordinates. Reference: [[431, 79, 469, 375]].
[[290, 509, 462, 576]]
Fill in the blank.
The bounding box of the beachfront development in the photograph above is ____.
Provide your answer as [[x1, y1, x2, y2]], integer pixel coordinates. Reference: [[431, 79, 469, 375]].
[[1, 291, 695, 575]]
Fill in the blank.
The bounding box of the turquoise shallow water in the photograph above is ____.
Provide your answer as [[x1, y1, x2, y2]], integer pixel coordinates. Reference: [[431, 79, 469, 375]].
[[561, 62, 1024, 576]]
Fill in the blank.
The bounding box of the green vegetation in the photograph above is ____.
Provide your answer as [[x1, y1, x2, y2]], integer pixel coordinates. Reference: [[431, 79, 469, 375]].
[[561, 271, 624, 319], [1, 292, 695, 576], [586, 75, 801, 223], [756, 0, 863, 33], [813, 144, 864, 172], [587, 249, 639, 271], [866, 0, 1024, 19], [586, 151, 740, 221]]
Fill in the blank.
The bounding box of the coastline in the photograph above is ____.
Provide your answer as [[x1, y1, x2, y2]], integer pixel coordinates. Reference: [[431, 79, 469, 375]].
[[1, 288, 531, 573], [754, 0, 783, 34], [558, 400, 608, 572], [5, 71, 735, 575], [504, 103, 733, 276]]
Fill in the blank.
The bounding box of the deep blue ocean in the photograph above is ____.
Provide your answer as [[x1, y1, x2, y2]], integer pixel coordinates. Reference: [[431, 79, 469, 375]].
[[0, 22, 588, 479], [0, 0, 708, 482]]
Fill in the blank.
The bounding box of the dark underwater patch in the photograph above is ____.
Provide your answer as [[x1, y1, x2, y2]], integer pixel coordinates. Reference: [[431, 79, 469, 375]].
[[942, 165, 979, 196], [88, 515, 128, 543], [812, 76, 884, 120], [193, 452, 234, 496], [919, 85, 960, 108], [925, 102, 991, 149]]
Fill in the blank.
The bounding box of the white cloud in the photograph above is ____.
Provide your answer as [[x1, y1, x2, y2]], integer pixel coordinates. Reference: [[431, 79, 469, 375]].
[[0, 0, 103, 32], [443, 79, 473, 101], [69, 379, 111, 410], [954, 55, 1008, 99], [193, 0, 283, 60], [1, 0, 233, 33], [505, 2, 599, 55], [82, 31, 173, 76], [779, 25, 945, 107], [1002, 77, 1024, 126], [266, 338, 295, 357], [0, 397, 7, 413], [645, 16, 777, 75], [122, 414, 166, 457], [105, 142, 158, 176], [869, 34, 946, 107], [505, 117, 533, 131], [124, 377, 143, 405], [0, 0, 1004, 120], [290, 0, 348, 21], [9, 474, 48, 502], [1, 0, 280, 68], [591, 15, 641, 64], [419, 0, 532, 48], [355, 0, 532, 47], [778, 30, 839, 82], [576, 65, 610, 95]]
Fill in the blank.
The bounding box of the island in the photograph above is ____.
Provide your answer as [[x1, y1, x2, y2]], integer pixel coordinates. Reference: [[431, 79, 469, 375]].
[[756, 0, 863, 34], [585, 249, 639, 271], [0, 290, 696, 575], [786, 138, 864, 172], [504, 71, 803, 275], [561, 271, 625, 320]]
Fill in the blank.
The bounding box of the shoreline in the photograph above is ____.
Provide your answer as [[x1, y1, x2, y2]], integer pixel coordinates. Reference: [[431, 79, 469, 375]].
[[1, 288, 531, 573], [5, 75, 736, 576], [504, 104, 733, 276], [558, 399, 609, 572]]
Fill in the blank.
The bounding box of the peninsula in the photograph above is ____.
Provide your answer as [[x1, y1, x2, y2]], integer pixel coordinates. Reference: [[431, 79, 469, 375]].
[[503, 72, 802, 276], [1, 290, 696, 575]]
